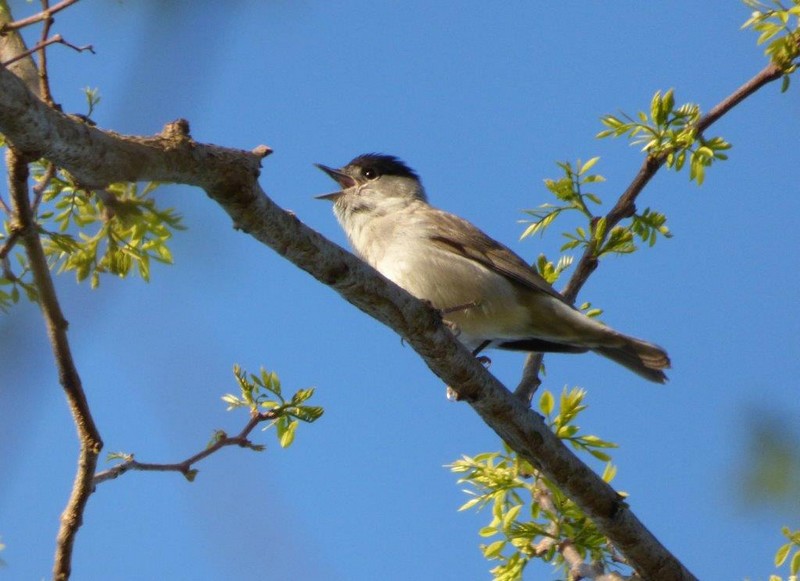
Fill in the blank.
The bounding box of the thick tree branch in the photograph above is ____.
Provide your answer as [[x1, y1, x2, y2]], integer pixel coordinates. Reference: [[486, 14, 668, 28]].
[[0, 0, 41, 97], [6, 148, 102, 581], [514, 61, 785, 404], [0, 65, 695, 579]]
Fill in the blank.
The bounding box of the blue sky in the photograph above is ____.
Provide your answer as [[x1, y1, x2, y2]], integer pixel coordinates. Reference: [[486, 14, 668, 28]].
[[1, 1, 799, 579]]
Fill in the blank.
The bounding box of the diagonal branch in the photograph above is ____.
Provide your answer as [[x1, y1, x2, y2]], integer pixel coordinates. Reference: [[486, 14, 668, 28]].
[[564, 63, 782, 304], [0, 64, 695, 579], [0, 0, 81, 32], [1, 33, 94, 68], [93, 409, 277, 485], [514, 61, 785, 404], [6, 148, 103, 581]]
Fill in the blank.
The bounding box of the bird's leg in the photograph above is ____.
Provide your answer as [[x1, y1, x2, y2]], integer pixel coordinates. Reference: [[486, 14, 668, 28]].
[[440, 299, 481, 341], [446, 340, 492, 402], [472, 340, 492, 367]]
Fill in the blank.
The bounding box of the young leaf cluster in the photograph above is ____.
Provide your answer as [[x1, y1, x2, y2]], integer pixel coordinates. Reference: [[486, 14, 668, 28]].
[[540, 388, 619, 462], [520, 158, 604, 240], [522, 158, 672, 261], [743, 0, 800, 91], [598, 89, 732, 185], [0, 250, 38, 311], [450, 388, 622, 580], [222, 365, 324, 448], [38, 173, 184, 289], [535, 253, 573, 285], [1, 92, 183, 308], [772, 526, 800, 581]]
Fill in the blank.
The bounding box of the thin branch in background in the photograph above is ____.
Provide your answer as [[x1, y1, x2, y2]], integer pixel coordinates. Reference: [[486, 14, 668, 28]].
[[93, 409, 278, 486], [0, 0, 81, 33], [0, 227, 21, 261], [1, 34, 94, 68], [6, 149, 103, 581], [36, 0, 56, 107], [31, 160, 56, 213], [513, 60, 785, 405], [531, 484, 608, 579], [516, 352, 543, 398]]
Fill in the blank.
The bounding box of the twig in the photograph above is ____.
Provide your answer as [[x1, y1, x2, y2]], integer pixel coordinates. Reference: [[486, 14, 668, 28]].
[[93, 409, 277, 486], [564, 62, 783, 304], [0, 227, 21, 261], [0, 0, 81, 32], [31, 161, 56, 213], [513, 60, 785, 404], [531, 484, 604, 579], [6, 149, 103, 581], [1, 34, 94, 67], [36, 0, 56, 107]]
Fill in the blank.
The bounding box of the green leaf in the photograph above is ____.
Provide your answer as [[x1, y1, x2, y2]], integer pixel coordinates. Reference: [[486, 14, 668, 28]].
[[791, 549, 800, 575], [269, 370, 282, 395], [291, 387, 315, 405], [601, 463, 617, 483], [776, 542, 792, 566], [290, 405, 325, 422], [279, 419, 298, 448], [593, 217, 607, 242], [482, 540, 506, 559], [184, 469, 199, 482], [458, 496, 482, 512], [539, 391, 554, 416], [503, 504, 523, 529], [106, 451, 132, 462], [588, 449, 611, 462], [579, 156, 600, 175], [651, 90, 664, 125], [221, 393, 242, 410]]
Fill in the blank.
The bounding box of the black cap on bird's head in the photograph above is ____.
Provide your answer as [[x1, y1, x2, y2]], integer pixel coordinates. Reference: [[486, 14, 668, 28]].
[[344, 154, 420, 182], [315, 153, 425, 202]]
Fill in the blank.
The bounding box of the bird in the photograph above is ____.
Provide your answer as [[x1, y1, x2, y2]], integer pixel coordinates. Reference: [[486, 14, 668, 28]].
[[316, 153, 670, 383]]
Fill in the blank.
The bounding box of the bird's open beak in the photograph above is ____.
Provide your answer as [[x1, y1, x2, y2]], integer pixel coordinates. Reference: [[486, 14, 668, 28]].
[[314, 164, 356, 201]]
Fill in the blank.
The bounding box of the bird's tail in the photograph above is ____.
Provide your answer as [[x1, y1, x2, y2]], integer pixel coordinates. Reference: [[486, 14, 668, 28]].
[[593, 335, 671, 384]]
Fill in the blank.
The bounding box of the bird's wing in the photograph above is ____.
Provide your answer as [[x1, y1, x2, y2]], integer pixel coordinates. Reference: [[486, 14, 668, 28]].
[[426, 209, 567, 303]]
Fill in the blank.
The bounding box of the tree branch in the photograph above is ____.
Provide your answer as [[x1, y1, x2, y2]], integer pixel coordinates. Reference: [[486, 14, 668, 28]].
[[6, 148, 103, 581], [0, 0, 41, 97], [514, 61, 785, 404], [1, 33, 94, 68], [93, 409, 277, 485], [0, 0, 81, 32], [564, 61, 783, 304], [35, 0, 56, 107], [0, 65, 696, 579]]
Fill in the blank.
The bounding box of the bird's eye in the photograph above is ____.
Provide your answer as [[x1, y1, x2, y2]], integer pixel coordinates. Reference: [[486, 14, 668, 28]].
[[362, 167, 378, 180]]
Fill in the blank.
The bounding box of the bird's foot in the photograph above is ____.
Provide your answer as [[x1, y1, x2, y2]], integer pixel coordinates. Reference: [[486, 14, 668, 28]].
[[442, 319, 461, 338]]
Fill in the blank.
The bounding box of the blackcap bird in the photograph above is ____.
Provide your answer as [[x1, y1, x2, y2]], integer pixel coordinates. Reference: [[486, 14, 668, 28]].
[[316, 153, 670, 383]]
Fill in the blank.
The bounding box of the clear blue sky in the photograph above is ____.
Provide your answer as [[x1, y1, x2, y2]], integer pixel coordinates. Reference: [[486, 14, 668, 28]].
[[1, 1, 799, 579]]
